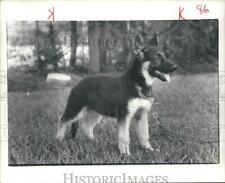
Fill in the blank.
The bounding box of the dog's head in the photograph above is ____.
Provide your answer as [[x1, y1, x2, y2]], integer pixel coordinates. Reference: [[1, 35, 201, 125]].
[[134, 34, 178, 82]]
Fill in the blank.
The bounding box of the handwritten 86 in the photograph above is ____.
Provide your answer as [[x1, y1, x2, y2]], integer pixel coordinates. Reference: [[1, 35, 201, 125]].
[[196, 4, 209, 15], [179, 4, 209, 20]]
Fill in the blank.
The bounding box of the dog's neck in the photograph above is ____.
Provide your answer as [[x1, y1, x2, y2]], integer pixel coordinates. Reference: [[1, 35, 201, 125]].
[[141, 61, 155, 86], [123, 56, 154, 99], [135, 85, 153, 99], [124, 56, 143, 79]]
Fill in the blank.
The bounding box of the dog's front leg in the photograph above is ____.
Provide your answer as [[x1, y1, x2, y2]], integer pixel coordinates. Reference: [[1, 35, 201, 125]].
[[118, 118, 131, 156], [134, 110, 154, 151]]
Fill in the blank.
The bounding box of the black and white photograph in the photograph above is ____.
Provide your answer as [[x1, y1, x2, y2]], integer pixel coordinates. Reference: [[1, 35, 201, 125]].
[[7, 20, 219, 165]]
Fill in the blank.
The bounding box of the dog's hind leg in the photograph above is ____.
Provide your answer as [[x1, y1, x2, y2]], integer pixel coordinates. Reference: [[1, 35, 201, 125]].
[[79, 108, 102, 141], [56, 106, 85, 141], [70, 122, 79, 138], [56, 117, 72, 141]]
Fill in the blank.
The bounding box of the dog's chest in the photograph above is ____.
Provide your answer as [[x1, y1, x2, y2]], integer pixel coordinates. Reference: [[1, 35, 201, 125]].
[[127, 97, 153, 114]]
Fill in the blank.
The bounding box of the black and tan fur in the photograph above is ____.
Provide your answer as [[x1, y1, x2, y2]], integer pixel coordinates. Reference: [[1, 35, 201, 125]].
[[56, 34, 177, 155]]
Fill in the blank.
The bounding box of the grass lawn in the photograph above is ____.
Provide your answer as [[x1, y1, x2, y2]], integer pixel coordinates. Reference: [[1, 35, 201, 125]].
[[8, 73, 219, 165]]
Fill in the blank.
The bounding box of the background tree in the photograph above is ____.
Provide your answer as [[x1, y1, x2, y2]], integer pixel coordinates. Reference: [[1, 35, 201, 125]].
[[34, 21, 43, 74], [69, 21, 78, 68], [48, 22, 59, 71], [88, 22, 100, 73], [99, 21, 111, 72], [35, 22, 64, 75], [8, 20, 218, 75]]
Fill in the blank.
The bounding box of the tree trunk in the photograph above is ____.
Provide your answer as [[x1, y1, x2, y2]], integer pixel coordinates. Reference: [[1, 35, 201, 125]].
[[88, 22, 100, 73], [126, 21, 130, 31], [99, 22, 110, 72], [35, 21, 43, 74], [49, 22, 58, 71], [70, 21, 77, 68]]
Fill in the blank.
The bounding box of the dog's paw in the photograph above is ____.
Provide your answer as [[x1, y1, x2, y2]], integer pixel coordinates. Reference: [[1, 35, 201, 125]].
[[139, 142, 152, 149], [56, 132, 64, 141], [56, 125, 67, 141], [152, 147, 160, 152], [86, 135, 99, 143], [92, 137, 99, 143], [119, 146, 130, 156], [145, 145, 160, 153], [146, 145, 154, 151], [140, 142, 160, 152]]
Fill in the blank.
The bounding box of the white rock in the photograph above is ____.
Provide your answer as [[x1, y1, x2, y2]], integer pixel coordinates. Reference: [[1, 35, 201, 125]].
[[46, 73, 71, 82]]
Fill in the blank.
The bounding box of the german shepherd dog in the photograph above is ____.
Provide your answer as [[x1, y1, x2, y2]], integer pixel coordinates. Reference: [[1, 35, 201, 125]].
[[56, 34, 177, 155]]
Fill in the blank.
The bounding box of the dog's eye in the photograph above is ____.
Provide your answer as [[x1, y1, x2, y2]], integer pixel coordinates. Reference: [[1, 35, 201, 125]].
[[157, 53, 161, 58]]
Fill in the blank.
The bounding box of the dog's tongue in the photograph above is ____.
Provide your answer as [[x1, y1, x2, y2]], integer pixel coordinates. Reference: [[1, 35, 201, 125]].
[[153, 70, 170, 82], [164, 74, 170, 82]]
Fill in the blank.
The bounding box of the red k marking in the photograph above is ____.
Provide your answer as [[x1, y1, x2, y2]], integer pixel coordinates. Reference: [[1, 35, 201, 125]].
[[48, 6, 55, 21], [179, 6, 186, 20]]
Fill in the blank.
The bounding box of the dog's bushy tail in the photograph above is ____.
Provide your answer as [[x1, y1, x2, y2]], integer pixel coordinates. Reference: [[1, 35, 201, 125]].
[[58, 82, 86, 139], [57, 98, 82, 139]]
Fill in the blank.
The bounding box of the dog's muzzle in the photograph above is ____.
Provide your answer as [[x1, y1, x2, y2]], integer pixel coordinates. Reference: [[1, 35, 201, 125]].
[[149, 64, 177, 82]]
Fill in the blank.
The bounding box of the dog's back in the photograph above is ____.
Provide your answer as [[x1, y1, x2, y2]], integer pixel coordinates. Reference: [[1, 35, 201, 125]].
[[62, 73, 136, 121]]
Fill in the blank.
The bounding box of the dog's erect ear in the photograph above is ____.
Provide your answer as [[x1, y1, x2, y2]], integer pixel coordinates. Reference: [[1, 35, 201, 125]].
[[149, 33, 158, 46], [134, 34, 144, 51]]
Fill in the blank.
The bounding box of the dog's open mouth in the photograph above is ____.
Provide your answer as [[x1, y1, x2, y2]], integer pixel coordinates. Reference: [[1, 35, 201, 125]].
[[151, 70, 170, 82]]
